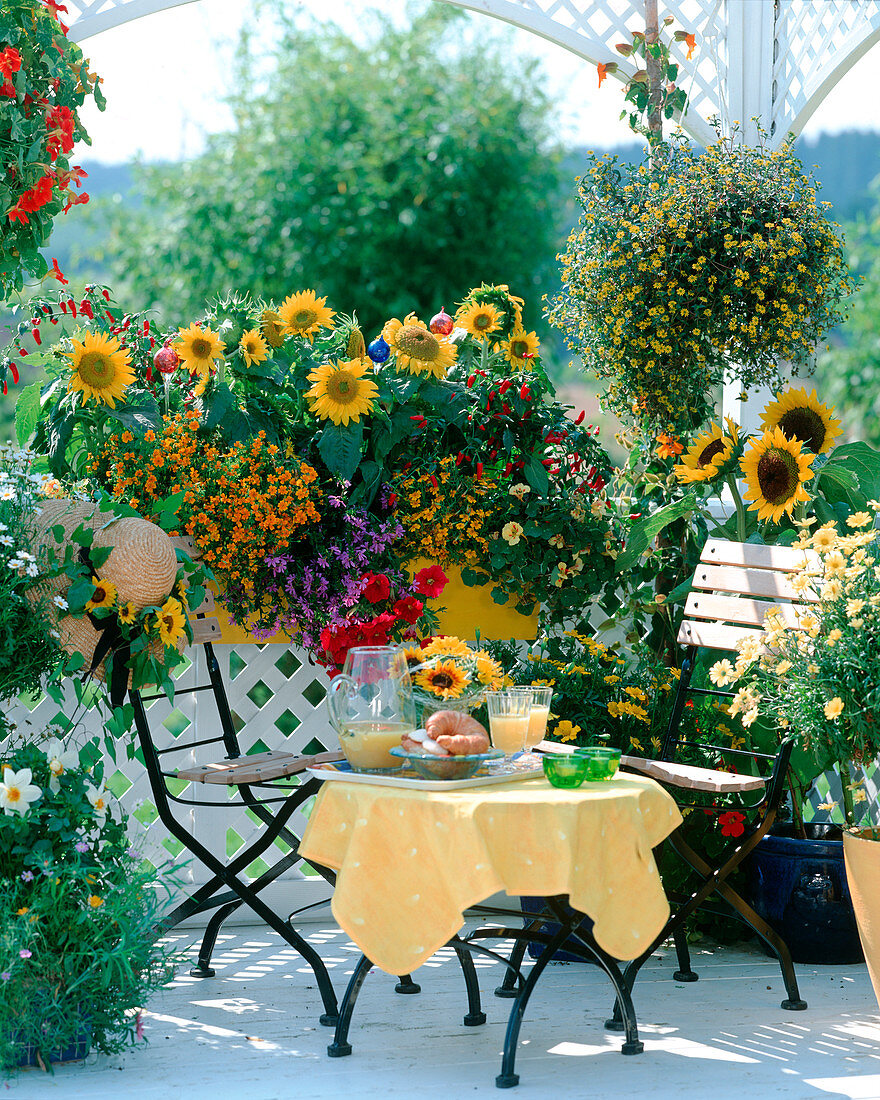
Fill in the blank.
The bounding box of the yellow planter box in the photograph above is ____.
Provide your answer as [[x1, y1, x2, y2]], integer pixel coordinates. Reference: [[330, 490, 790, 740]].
[[410, 560, 539, 641]]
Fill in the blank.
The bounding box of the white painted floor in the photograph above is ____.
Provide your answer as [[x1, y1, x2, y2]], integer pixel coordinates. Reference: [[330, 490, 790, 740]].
[[7, 916, 880, 1100]]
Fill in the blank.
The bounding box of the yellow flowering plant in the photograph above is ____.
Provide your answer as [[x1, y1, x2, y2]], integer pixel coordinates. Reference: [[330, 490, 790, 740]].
[[548, 128, 857, 434], [709, 509, 880, 829], [403, 636, 505, 717]]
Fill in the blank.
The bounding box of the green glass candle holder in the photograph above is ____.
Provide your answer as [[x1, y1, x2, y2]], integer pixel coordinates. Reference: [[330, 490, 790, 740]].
[[542, 752, 589, 789], [575, 746, 621, 781]]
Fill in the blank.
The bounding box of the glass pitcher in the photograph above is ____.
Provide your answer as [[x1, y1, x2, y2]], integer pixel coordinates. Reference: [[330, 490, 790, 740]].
[[326, 646, 417, 771]]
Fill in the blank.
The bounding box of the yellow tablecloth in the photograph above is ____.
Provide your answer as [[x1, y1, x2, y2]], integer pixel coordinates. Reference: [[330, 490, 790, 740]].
[[300, 773, 683, 976]]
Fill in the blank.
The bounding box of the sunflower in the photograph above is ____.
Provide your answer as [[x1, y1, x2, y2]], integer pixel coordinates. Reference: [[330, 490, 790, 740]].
[[674, 418, 740, 484], [382, 314, 457, 378], [760, 387, 842, 455], [504, 329, 540, 369], [156, 596, 186, 647], [305, 358, 379, 426], [175, 323, 226, 393], [401, 645, 426, 671], [474, 651, 503, 689], [117, 600, 137, 625], [260, 309, 287, 348], [457, 301, 502, 342], [421, 636, 471, 658], [86, 578, 117, 611], [66, 331, 134, 408], [239, 328, 270, 368], [740, 427, 814, 524], [278, 290, 335, 341], [415, 660, 470, 699]]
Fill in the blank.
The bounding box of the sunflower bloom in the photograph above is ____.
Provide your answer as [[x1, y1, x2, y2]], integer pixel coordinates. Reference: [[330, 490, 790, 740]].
[[156, 596, 186, 647], [118, 600, 137, 625], [504, 330, 540, 368], [305, 359, 379, 426], [674, 419, 740, 484], [382, 314, 457, 378], [457, 301, 502, 341], [175, 323, 226, 394], [474, 652, 503, 689], [86, 578, 117, 611], [421, 636, 471, 659], [239, 328, 270, 368], [760, 387, 842, 455], [66, 331, 134, 408], [740, 428, 814, 524], [260, 309, 287, 348], [415, 660, 470, 699], [278, 290, 335, 341]]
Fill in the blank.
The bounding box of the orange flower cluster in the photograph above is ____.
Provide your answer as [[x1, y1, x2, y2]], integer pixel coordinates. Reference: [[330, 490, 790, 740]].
[[91, 410, 202, 513], [392, 457, 492, 567], [184, 434, 320, 592]]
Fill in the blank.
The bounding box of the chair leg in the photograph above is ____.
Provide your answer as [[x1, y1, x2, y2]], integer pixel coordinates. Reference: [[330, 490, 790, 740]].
[[394, 974, 421, 994], [495, 923, 535, 999], [190, 899, 243, 976], [327, 954, 374, 1057], [672, 926, 699, 983], [452, 943, 487, 1026]]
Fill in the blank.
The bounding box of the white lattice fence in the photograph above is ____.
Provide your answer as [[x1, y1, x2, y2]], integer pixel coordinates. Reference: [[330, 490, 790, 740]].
[[2, 642, 335, 919]]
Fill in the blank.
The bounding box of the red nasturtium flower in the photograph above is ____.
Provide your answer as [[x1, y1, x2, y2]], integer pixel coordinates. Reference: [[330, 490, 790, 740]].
[[0, 47, 21, 80], [718, 810, 746, 838], [412, 565, 448, 599], [361, 572, 391, 604]]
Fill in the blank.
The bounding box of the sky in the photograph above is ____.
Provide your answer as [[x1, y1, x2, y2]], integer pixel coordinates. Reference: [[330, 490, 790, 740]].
[[71, 0, 880, 165]]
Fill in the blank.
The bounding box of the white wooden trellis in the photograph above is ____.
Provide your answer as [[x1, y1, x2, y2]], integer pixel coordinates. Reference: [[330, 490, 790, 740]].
[[30, 0, 880, 909]]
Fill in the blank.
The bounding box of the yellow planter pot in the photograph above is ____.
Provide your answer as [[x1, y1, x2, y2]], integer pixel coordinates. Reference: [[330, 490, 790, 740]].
[[843, 829, 880, 1010], [410, 560, 539, 641], [209, 584, 294, 646]]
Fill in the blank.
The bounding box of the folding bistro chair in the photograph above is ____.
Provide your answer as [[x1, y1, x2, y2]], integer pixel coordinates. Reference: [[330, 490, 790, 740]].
[[607, 536, 815, 1016], [508, 537, 813, 1018]]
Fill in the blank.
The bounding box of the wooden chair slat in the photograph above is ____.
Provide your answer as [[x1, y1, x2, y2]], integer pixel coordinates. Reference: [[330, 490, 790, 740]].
[[190, 616, 221, 642], [177, 749, 344, 784], [701, 538, 818, 572], [621, 755, 767, 793], [691, 563, 814, 602], [683, 591, 808, 629], [677, 619, 765, 651]]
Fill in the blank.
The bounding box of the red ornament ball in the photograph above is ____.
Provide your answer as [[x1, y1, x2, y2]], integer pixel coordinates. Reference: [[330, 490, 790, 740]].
[[429, 309, 454, 336], [153, 345, 179, 375]]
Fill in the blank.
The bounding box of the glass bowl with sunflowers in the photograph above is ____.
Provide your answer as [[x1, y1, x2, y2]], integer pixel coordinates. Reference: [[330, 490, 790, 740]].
[[404, 635, 506, 720]]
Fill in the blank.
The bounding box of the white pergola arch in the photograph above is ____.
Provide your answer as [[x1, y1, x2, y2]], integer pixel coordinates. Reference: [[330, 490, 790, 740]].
[[65, 0, 880, 425]]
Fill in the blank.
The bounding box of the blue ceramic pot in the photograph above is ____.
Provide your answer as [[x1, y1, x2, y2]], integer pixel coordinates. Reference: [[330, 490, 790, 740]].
[[747, 825, 863, 965], [14, 1027, 90, 1068]]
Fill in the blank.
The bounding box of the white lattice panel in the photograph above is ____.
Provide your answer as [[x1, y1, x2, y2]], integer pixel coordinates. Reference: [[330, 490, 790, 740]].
[[1, 643, 334, 911]]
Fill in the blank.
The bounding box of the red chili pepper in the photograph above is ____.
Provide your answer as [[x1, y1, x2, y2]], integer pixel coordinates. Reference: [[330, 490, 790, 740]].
[[430, 475, 438, 488], [409, 415, 425, 423], [541, 458, 554, 467], [105, 310, 114, 323], [58, 300, 67, 314], [520, 383, 530, 401], [503, 462, 513, 477], [68, 299, 77, 317], [42, 305, 52, 315], [2, 382, 6, 396], [475, 462, 483, 479], [18, 348, 27, 356], [102, 289, 111, 301], [498, 379, 511, 395], [467, 375, 476, 388], [502, 403, 512, 416], [574, 410, 585, 425], [10, 363, 19, 384], [489, 449, 497, 460], [145, 366, 153, 381], [149, 337, 156, 348], [143, 320, 150, 334], [455, 453, 464, 466]]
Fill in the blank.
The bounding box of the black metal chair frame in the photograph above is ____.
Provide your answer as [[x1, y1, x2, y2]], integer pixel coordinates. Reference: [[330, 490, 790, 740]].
[[130, 640, 347, 1023], [327, 895, 644, 1089]]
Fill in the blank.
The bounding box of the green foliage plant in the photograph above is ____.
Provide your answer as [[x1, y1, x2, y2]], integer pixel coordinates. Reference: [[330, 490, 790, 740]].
[[0, 1, 104, 299], [0, 728, 179, 1070], [93, 5, 564, 332]]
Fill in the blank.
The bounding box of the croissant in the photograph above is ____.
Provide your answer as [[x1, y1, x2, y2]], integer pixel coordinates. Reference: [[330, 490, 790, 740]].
[[425, 710, 490, 756]]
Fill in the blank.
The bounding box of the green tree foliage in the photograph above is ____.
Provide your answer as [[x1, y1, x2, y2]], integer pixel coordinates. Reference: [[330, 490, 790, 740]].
[[96, 5, 564, 334], [816, 201, 880, 447]]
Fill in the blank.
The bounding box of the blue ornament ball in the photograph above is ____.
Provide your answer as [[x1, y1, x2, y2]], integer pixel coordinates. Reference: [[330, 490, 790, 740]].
[[367, 336, 391, 364]]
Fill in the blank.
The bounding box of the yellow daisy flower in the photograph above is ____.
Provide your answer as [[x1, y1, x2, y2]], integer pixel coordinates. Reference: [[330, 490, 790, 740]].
[[740, 427, 814, 524], [86, 578, 117, 612], [66, 331, 134, 408], [239, 328, 270, 368], [382, 314, 457, 378], [457, 301, 502, 341], [504, 330, 540, 368], [156, 596, 186, 647], [760, 386, 842, 455], [824, 697, 844, 720], [812, 525, 837, 552], [415, 661, 470, 700], [278, 289, 335, 341], [553, 720, 581, 743], [305, 359, 379, 426], [175, 323, 226, 394]]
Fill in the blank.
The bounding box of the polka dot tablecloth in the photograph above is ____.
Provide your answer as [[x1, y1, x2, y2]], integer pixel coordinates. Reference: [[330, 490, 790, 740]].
[[299, 774, 683, 976]]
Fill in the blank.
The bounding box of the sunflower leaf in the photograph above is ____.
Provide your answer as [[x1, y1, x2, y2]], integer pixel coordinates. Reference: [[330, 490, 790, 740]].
[[317, 421, 363, 481]]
